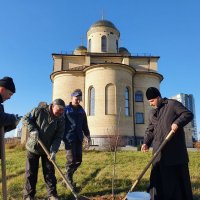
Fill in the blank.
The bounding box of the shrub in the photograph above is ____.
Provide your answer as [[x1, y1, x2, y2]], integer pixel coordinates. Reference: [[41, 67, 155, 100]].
[[15, 143, 26, 151], [5, 141, 25, 150], [194, 141, 200, 150], [5, 143, 18, 149]]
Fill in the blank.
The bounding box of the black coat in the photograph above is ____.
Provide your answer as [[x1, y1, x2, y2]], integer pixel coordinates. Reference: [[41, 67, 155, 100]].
[[144, 98, 193, 166], [0, 95, 16, 133], [0, 94, 17, 158]]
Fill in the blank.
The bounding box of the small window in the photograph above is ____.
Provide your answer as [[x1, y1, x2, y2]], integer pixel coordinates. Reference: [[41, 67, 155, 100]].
[[88, 39, 91, 52], [128, 139, 133, 145], [135, 112, 144, 124], [116, 40, 118, 52], [89, 87, 95, 116], [135, 91, 143, 102], [125, 87, 130, 116], [101, 36, 107, 52]]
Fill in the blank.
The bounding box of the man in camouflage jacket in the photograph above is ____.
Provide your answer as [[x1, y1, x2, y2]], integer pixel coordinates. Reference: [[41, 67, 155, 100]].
[[23, 99, 65, 200]]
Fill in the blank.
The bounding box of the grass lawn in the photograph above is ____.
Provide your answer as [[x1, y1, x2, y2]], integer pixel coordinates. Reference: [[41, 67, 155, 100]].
[[0, 147, 200, 199]]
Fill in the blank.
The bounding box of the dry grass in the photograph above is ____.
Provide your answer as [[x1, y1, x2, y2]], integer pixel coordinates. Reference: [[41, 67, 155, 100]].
[[0, 147, 199, 199]]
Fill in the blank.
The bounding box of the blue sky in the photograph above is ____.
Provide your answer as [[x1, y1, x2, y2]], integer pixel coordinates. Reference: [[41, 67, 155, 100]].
[[1, 0, 200, 138]]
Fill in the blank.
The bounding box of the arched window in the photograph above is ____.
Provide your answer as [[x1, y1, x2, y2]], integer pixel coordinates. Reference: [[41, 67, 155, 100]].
[[116, 40, 118, 52], [135, 91, 143, 102], [125, 87, 130, 116], [89, 86, 95, 116], [135, 112, 144, 124], [88, 39, 91, 52], [105, 84, 116, 114], [101, 36, 107, 52]]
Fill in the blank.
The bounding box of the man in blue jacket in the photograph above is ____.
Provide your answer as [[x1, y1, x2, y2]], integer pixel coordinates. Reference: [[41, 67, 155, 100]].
[[63, 89, 90, 190]]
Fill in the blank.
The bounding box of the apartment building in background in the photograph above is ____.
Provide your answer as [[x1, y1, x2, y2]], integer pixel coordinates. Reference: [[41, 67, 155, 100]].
[[171, 93, 197, 146]]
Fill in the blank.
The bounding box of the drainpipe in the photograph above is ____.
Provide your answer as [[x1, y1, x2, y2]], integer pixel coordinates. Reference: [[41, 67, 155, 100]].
[[132, 72, 136, 146]]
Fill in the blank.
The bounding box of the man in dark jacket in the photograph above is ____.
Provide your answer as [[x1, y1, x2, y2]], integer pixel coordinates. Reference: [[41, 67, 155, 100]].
[[0, 76, 21, 158], [141, 87, 193, 200], [63, 89, 90, 190], [23, 99, 65, 200]]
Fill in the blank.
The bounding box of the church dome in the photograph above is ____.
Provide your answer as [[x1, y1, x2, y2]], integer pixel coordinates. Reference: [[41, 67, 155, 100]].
[[87, 19, 120, 53], [73, 45, 87, 55], [90, 20, 119, 32], [76, 45, 87, 50], [119, 47, 130, 56]]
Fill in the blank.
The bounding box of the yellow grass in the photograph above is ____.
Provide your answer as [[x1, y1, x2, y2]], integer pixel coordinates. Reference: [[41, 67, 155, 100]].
[[0, 148, 199, 199]]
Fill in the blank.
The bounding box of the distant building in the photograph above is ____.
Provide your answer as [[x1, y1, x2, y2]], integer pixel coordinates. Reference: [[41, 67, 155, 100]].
[[14, 127, 22, 138], [171, 93, 197, 145]]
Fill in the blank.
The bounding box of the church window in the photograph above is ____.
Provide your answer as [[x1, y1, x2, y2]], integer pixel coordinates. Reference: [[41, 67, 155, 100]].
[[135, 91, 143, 102], [105, 84, 116, 114], [128, 139, 133, 145], [89, 86, 95, 116], [125, 87, 130, 116], [116, 40, 118, 52], [88, 39, 91, 52], [101, 36, 107, 52], [135, 112, 144, 124]]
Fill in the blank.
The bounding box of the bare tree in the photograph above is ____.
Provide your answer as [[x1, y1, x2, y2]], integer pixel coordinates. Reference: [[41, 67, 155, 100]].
[[194, 141, 200, 150], [103, 108, 122, 200]]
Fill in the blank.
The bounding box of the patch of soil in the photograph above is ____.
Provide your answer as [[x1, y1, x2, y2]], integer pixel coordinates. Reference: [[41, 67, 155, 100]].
[[89, 195, 124, 200]]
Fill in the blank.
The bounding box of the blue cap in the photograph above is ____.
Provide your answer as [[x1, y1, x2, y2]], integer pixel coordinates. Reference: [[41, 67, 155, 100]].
[[71, 89, 82, 97]]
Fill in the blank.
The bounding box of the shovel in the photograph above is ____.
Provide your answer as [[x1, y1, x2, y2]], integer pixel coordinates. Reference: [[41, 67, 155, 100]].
[[37, 139, 90, 200], [0, 127, 7, 200], [122, 129, 175, 200]]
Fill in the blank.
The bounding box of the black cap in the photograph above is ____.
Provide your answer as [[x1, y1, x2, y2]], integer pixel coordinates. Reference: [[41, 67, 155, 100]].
[[146, 87, 161, 100], [52, 98, 65, 108], [0, 76, 16, 93]]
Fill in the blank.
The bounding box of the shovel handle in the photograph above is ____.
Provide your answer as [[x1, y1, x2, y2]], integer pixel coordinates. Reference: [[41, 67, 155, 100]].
[[123, 129, 175, 200], [0, 127, 7, 200], [37, 139, 79, 199]]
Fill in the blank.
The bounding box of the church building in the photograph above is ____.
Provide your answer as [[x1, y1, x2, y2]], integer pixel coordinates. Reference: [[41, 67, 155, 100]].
[[50, 19, 163, 146]]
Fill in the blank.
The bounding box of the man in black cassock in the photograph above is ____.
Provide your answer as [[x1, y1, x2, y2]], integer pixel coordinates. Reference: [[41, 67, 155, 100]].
[[141, 87, 193, 200]]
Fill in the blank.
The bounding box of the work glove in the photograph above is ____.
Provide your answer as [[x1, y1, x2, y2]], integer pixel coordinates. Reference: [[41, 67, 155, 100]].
[[87, 136, 91, 144], [49, 152, 56, 161], [84, 136, 91, 149], [29, 130, 39, 141]]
